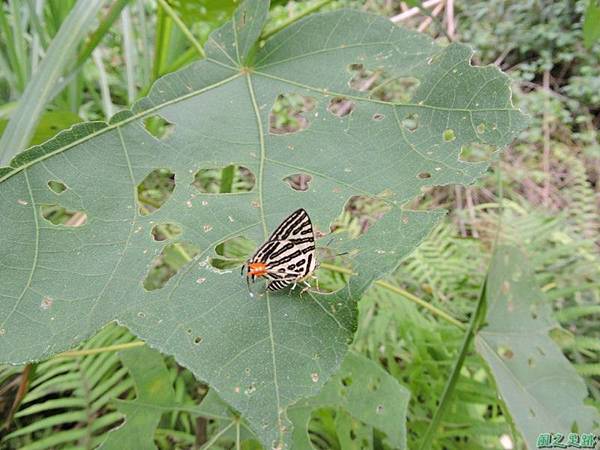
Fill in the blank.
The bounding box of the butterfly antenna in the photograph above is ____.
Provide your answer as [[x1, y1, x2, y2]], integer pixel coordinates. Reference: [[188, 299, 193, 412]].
[[319, 233, 348, 258]]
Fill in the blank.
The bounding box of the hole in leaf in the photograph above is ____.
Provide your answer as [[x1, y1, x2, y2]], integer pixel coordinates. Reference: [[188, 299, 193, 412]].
[[367, 377, 381, 392], [341, 376, 352, 387], [269, 93, 316, 135], [310, 250, 354, 295], [348, 64, 419, 101], [137, 168, 175, 215], [530, 304, 538, 320], [497, 346, 514, 360], [330, 195, 391, 238], [193, 165, 255, 194], [549, 328, 574, 347], [151, 223, 182, 242], [47, 180, 67, 194], [327, 97, 355, 117], [381, 77, 420, 103], [459, 143, 497, 162], [443, 129, 456, 142], [210, 236, 255, 270], [372, 113, 385, 121], [143, 241, 200, 291], [401, 113, 419, 132], [41, 205, 87, 227], [376, 405, 384, 414], [348, 64, 383, 92], [417, 172, 431, 179], [144, 115, 175, 140], [193, 336, 203, 345], [283, 173, 312, 191]]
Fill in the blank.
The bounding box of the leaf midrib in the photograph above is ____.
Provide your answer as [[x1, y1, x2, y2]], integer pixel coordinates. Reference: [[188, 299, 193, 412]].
[[245, 70, 285, 446]]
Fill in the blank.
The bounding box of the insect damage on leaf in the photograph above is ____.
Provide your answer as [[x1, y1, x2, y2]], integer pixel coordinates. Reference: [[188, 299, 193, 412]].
[[0, 0, 527, 448], [269, 93, 316, 134], [193, 165, 256, 194], [283, 173, 312, 191], [137, 168, 175, 215], [143, 115, 175, 140], [327, 97, 356, 118]]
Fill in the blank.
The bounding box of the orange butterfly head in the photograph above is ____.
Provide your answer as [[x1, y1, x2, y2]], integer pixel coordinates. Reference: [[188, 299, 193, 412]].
[[248, 262, 268, 277]]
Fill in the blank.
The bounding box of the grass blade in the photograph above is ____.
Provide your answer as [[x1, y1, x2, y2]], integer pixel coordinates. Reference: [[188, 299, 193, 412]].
[[0, 0, 105, 165], [120, 5, 137, 104]]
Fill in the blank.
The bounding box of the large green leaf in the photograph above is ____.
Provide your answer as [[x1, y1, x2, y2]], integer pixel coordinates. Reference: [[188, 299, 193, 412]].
[[0, 1, 524, 447], [476, 246, 600, 448]]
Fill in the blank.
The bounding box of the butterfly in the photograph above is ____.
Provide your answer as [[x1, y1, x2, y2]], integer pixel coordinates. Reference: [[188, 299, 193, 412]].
[[242, 208, 317, 293]]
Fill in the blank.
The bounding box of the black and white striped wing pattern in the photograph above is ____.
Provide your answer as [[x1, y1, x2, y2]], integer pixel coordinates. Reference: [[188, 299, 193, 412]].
[[250, 209, 317, 292]]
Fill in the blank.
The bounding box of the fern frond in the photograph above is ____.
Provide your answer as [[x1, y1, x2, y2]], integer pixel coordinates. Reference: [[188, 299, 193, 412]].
[[1, 325, 134, 450]]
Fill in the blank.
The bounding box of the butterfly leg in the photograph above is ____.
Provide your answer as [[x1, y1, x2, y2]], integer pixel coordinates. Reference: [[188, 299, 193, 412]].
[[299, 280, 314, 296]]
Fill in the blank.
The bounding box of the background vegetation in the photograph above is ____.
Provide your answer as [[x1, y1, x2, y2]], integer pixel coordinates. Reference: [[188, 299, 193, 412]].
[[0, 0, 598, 449]]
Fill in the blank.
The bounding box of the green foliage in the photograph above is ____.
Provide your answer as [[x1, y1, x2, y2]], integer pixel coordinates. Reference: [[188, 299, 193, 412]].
[[583, 0, 600, 48], [1, 325, 134, 450], [476, 246, 600, 448], [288, 351, 410, 449], [0, 1, 524, 448], [1, 0, 598, 449], [457, 0, 600, 113], [0, 0, 105, 163], [99, 346, 177, 450]]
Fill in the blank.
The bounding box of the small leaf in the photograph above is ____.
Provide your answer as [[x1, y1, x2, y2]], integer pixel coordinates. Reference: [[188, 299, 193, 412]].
[[476, 246, 600, 448], [583, 0, 600, 49], [99, 346, 176, 450]]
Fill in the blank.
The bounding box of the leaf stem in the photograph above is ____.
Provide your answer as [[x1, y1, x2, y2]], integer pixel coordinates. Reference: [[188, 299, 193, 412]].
[[76, 0, 131, 69], [319, 261, 354, 275], [53, 340, 145, 358], [220, 165, 236, 193], [156, 0, 205, 59], [261, 0, 334, 40], [419, 163, 505, 448], [418, 277, 488, 449], [200, 421, 235, 449], [319, 262, 465, 329], [376, 280, 466, 330]]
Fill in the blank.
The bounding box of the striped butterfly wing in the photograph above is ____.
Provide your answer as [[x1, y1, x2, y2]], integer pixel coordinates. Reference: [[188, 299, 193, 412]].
[[250, 209, 317, 292]]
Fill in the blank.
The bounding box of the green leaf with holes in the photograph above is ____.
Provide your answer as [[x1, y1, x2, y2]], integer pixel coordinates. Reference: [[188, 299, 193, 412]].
[[476, 246, 600, 448], [0, 1, 525, 447], [288, 351, 410, 449]]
